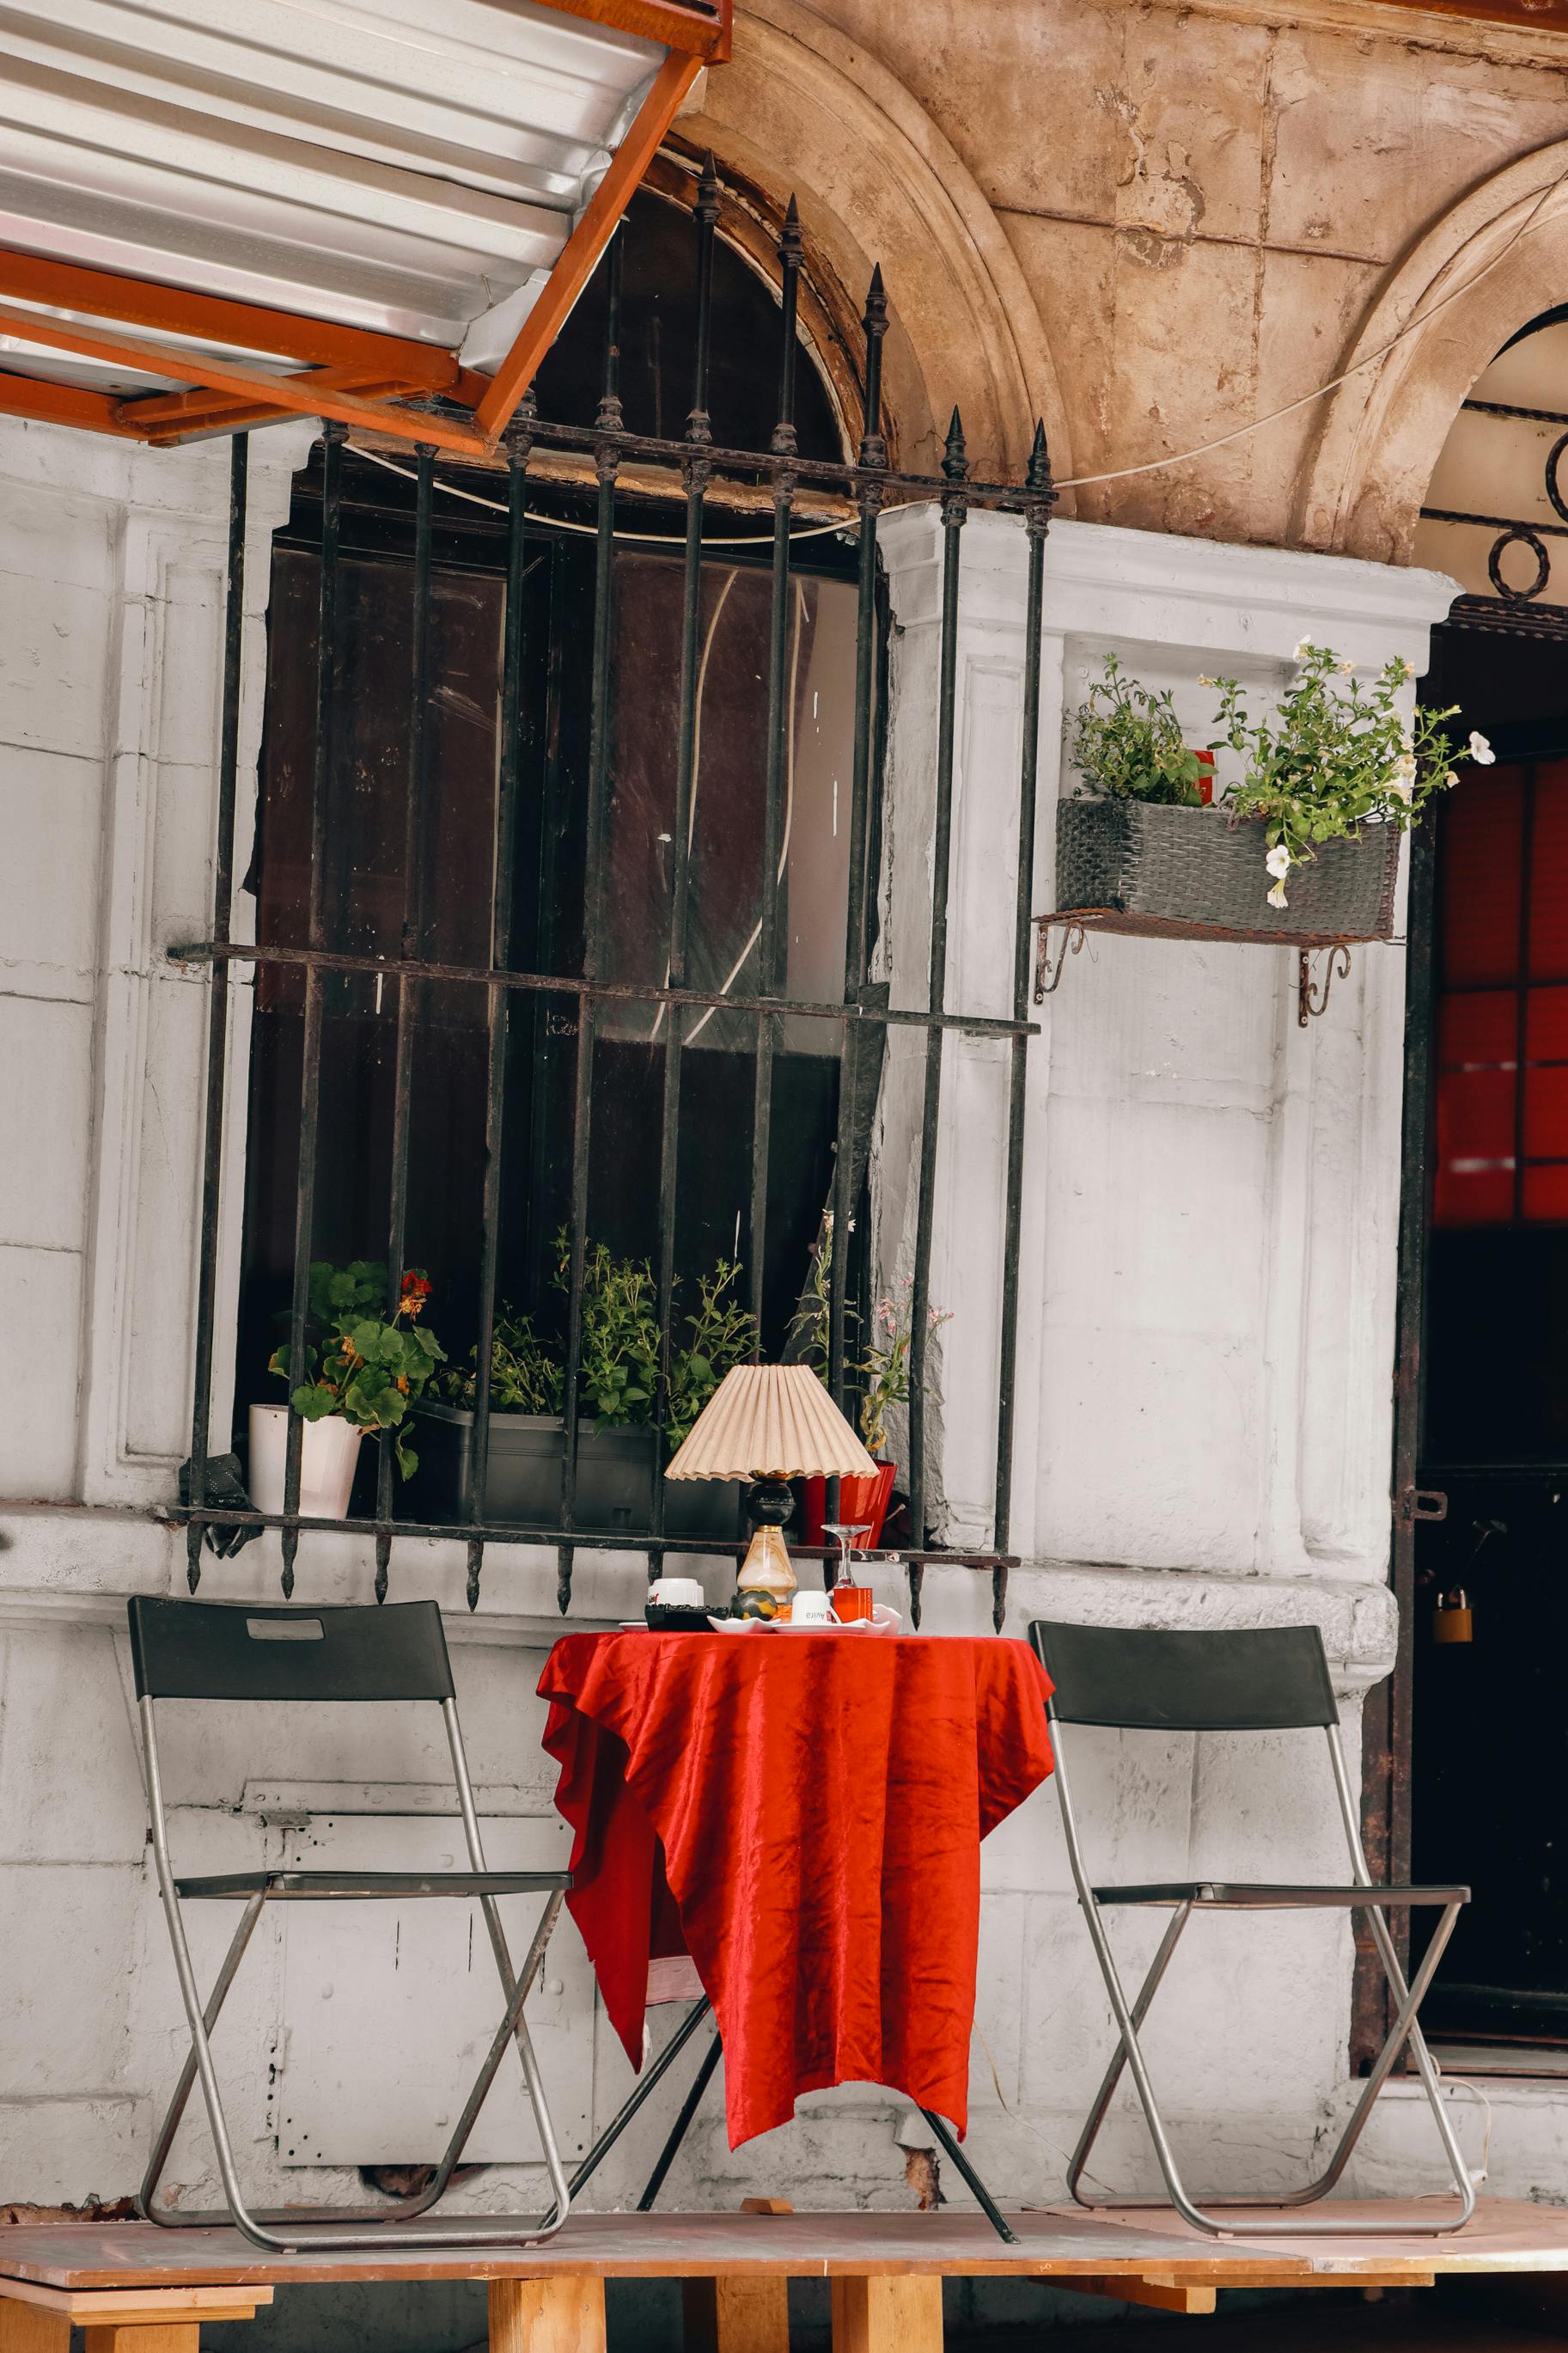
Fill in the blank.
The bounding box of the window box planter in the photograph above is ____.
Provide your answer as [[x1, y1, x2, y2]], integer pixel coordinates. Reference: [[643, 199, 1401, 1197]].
[[410, 1402, 741, 1540], [1055, 797, 1400, 946]]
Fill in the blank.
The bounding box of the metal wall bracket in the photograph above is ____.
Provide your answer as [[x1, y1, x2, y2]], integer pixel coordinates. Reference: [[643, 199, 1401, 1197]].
[[1297, 944, 1352, 1026], [1034, 919, 1086, 1001]]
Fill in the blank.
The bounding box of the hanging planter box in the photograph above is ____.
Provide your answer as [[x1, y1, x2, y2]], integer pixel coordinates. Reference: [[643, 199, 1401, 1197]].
[[1054, 797, 1401, 947], [410, 1403, 741, 1540]]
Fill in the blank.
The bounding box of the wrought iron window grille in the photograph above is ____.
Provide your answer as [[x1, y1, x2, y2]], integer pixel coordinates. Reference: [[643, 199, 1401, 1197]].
[[172, 169, 1058, 1633]]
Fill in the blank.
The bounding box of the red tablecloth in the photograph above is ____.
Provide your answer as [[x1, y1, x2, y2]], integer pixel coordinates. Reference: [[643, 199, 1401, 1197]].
[[538, 1630, 1054, 2147]]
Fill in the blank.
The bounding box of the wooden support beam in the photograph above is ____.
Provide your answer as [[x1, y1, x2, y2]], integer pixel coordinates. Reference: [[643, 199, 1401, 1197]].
[[525, 0, 731, 59], [0, 306, 488, 455], [682, 2277, 790, 2353], [488, 2277, 607, 2353], [830, 2276, 943, 2353], [82, 2329, 200, 2353], [0, 369, 146, 437], [0, 2302, 69, 2353], [472, 48, 702, 444], [0, 249, 462, 389]]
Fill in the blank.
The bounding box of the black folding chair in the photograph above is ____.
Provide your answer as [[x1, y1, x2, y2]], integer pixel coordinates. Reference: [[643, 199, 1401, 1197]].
[[129, 1597, 572, 2253], [1028, 1618, 1474, 2239]]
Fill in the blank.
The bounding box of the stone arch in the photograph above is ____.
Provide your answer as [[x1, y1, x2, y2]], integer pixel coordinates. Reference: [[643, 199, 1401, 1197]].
[[1294, 140, 1568, 562], [680, 0, 1072, 497]]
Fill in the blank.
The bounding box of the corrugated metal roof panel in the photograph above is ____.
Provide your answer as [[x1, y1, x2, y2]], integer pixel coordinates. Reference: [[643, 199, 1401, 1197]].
[[0, 0, 669, 387]]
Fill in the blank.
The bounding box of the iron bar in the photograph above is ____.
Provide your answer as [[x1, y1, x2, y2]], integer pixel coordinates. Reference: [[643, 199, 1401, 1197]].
[[1421, 504, 1568, 541], [466, 428, 534, 1611], [827, 267, 888, 1421], [990, 422, 1055, 1619], [651, 162, 718, 1562], [169, 941, 1035, 1040], [497, 412, 1035, 510], [162, 1500, 1014, 1569], [280, 418, 347, 1598], [374, 440, 436, 1603], [559, 229, 625, 1611], [749, 201, 802, 1338], [185, 431, 249, 1592], [638, 2025, 723, 2209], [906, 412, 968, 1554]]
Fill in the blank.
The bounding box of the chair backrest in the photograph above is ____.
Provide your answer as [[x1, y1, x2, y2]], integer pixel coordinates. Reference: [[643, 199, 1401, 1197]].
[[128, 1598, 455, 1704], [1028, 1620, 1339, 1733]]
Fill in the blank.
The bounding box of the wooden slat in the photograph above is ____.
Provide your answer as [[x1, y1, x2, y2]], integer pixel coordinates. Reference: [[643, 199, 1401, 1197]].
[[0, 2282, 271, 2323], [1055, 2276, 1219, 2316], [0, 2204, 1559, 2291], [472, 49, 702, 443]]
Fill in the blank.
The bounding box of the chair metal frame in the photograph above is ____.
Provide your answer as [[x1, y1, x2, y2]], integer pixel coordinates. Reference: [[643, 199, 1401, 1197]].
[[1030, 1618, 1476, 2240], [130, 1596, 573, 2253]]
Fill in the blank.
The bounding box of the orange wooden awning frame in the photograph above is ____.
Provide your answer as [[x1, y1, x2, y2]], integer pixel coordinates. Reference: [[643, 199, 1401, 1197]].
[[0, 0, 727, 455]]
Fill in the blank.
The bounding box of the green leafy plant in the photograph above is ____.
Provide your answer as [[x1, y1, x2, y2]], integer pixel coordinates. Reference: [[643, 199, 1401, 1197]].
[[1204, 643, 1466, 904], [555, 1233, 662, 1427], [786, 1213, 849, 1378], [1071, 652, 1206, 807], [858, 1278, 952, 1458], [787, 1224, 949, 1458], [440, 1306, 564, 1415], [668, 1258, 757, 1446], [269, 1261, 445, 1479]]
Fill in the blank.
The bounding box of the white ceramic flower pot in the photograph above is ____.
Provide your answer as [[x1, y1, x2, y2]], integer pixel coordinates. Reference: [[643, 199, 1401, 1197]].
[[248, 1403, 363, 1519]]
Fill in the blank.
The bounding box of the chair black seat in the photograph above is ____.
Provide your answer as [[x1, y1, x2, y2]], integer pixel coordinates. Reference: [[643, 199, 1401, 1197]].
[[176, 1868, 572, 1900], [1093, 1879, 1470, 1909]]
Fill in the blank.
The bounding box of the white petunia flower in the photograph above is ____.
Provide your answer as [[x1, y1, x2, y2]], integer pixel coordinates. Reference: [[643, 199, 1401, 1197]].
[[1338, 656, 1357, 675], [1266, 844, 1291, 879], [1197, 675, 1217, 688], [1443, 770, 1458, 788], [1391, 780, 1414, 805], [1402, 659, 1417, 680], [1468, 731, 1496, 766], [1267, 879, 1289, 908], [1292, 639, 1312, 661], [1393, 751, 1417, 779]]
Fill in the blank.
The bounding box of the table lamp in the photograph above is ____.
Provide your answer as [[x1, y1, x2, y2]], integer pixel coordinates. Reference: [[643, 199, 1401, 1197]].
[[664, 1364, 877, 1617]]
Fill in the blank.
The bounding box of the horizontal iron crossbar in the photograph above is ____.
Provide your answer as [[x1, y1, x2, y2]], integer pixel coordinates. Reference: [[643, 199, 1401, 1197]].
[[443, 412, 1042, 512], [166, 939, 1038, 1040], [166, 1504, 1015, 1571]]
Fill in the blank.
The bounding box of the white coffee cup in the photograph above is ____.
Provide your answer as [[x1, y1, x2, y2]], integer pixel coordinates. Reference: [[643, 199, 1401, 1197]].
[[790, 1589, 836, 1625], [649, 1576, 705, 1610]]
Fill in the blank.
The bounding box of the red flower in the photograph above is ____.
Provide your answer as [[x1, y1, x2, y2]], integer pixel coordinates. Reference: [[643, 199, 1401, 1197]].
[[399, 1269, 433, 1318]]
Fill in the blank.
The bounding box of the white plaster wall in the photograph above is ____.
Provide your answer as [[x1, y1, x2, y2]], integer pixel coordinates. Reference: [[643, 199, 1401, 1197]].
[[0, 414, 1504, 2248]]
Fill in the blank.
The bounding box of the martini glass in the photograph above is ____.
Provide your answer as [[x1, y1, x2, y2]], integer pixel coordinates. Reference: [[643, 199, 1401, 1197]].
[[821, 1521, 873, 1592]]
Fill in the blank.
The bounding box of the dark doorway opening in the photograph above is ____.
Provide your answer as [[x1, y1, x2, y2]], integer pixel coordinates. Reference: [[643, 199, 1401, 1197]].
[[1405, 620, 1568, 2048]]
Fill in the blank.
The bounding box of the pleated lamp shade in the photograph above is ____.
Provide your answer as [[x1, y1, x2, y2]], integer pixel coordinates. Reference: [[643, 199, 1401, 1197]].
[[664, 1364, 877, 1482]]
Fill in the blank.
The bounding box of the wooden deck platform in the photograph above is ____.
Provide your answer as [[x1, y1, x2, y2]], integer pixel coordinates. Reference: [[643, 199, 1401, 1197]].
[[2, 2203, 1565, 2352]]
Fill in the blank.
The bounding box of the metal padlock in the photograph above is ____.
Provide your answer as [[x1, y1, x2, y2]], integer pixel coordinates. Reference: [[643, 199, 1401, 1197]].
[[1433, 1588, 1473, 1644]]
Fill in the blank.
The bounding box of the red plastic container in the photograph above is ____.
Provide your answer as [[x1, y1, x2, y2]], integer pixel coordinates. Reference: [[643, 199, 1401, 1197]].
[[802, 1459, 897, 1550]]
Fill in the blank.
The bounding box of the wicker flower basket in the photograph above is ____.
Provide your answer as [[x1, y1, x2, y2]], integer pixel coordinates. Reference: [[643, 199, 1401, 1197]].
[[1054, 797, 1401, 946]]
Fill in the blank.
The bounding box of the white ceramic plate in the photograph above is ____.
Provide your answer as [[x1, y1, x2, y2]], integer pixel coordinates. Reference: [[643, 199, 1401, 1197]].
[[706, 1605, 902, 1636]]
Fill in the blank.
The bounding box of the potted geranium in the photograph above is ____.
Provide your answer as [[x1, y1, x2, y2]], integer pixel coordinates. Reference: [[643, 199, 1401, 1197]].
[[413, 1242, 755, 1536], [1056, 645, 1467, 944], [251, 1261, 445, 1519]]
